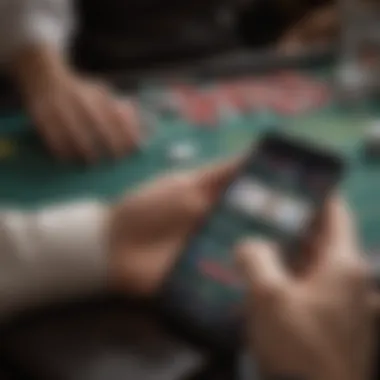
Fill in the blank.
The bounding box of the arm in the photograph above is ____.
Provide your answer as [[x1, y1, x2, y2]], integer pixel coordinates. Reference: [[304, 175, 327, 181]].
[[0, 201, 110, 320], [0, 0, 75, 93], [0, 0, 74, 65], [0, 0, 139, 163]]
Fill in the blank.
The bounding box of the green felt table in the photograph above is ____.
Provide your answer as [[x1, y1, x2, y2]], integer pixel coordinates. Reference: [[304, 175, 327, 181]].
[[1, 64, 380, 255]]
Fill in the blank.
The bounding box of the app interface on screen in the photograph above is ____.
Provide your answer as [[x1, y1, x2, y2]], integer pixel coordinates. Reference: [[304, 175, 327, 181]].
[[169, 146, 335, 320]]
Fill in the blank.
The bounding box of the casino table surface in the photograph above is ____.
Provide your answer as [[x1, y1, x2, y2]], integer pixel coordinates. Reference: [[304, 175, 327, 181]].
[[1, 51, 380, 380], [0, 59, 380, 252]]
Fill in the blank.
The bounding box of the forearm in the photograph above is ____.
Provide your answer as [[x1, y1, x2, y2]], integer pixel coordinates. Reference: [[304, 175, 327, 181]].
[[0, 201, 110, 321], [11, 44, 71, 94]]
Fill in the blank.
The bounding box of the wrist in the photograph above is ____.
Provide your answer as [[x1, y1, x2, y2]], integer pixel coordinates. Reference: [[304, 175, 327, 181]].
[[10, 44, 71, 93]]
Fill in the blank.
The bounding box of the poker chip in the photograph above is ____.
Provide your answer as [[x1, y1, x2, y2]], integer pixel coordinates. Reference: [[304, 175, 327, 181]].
[[267, 73, 331, 115], [217, 81, 250, 113], [167, 141, 198, 164]]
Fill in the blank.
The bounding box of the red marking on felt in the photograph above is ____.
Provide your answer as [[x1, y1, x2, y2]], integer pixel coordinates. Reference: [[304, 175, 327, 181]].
[[198, 259, 242, 287], [217, 80, 253, 112], [182, 91, 219, 126], [171, 84, 197, 97], [263, 71, 332, 115], [246, 81, 279, 110], [170, 85, 198, 114], [165, 71, 332, 121], [269, 71, 310, 86]]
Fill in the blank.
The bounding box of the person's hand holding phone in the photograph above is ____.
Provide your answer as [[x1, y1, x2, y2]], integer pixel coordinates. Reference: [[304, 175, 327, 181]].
[[236, 197, 377, 380], [108, 159, 239, 297]]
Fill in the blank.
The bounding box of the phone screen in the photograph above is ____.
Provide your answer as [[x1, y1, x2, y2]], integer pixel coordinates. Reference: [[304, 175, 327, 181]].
[[159, 132, 345, 350]]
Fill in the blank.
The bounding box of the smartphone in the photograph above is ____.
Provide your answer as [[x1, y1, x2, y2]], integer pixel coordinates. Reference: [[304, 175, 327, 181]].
[[158, 131, 345, 352]]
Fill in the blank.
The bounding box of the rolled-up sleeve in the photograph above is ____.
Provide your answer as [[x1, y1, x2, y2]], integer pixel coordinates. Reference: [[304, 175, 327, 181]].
[[0, 0, 75, 63], [0, 201, 109, 321]]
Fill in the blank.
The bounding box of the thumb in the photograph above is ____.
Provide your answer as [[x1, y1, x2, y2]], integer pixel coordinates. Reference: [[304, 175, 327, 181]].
[[235, 239, 289, 301], [197, 157, 242, 197]]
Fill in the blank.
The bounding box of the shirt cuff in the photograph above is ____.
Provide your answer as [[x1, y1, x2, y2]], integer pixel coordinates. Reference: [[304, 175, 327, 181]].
[[20, 12, 72, 53], [0, 201, 110, 319]]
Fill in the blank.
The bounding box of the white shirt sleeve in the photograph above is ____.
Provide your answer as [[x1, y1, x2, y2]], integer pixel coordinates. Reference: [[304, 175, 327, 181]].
[[0, 0, 75, 63], [0, 201, 109, 321]]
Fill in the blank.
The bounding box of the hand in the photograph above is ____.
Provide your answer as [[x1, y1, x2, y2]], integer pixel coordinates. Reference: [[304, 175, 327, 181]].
[[278, 5, 338, 55], [236, 197, 377, 380], [109, 159, 239, 296], [12, 45, 140, 162]]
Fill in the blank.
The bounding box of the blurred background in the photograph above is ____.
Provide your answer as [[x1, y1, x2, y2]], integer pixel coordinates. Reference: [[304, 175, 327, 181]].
[[1, 1, 380, 380]]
